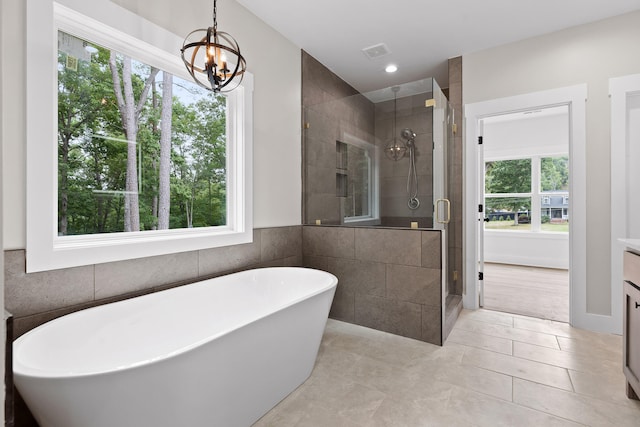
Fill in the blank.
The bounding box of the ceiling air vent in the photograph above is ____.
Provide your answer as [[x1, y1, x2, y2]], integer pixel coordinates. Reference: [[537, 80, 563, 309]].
[[361, 43, 391, 60]]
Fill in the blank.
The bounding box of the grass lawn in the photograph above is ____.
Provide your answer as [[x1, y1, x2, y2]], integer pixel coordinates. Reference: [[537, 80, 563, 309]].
[[485, 220, 569, 232]]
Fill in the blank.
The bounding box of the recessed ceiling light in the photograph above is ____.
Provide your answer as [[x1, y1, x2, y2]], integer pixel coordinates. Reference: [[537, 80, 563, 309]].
[[385, 64, 398, 73]]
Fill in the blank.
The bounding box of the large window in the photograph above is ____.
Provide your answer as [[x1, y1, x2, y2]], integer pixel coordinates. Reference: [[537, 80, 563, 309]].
[[26, 1, 253, 272], [57, 31, 228, 235], [485, 156, 568, 232]]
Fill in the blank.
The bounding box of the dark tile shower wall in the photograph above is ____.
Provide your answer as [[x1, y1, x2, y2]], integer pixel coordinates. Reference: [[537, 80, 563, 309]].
[[301, 51, 447, 345], [375, 94, 434, 229], [302, 50, 436, 229], [302, 51, 375, 225], [303, 226, 443, 345]]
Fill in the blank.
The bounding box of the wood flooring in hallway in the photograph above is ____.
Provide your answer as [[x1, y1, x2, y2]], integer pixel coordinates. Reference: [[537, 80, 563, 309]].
[[483, 262, 569, 322]]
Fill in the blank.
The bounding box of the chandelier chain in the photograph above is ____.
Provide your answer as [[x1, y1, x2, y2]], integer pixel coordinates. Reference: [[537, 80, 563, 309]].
[[213, 0, 218, 33]]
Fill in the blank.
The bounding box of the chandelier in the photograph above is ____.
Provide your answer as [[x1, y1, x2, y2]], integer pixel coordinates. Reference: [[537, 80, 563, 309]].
[[180, 0, 246, 93], [384, 86, 407, 161]]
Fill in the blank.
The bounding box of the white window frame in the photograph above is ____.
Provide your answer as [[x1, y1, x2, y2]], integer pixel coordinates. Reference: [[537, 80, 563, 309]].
[[26, 0, 253, 272], [484, 154, 568, 233], [340, 132, 380, 224]]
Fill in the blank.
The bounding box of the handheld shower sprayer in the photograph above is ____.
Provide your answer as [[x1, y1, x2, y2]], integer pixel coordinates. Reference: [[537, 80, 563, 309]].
[[401, 128, 420, 210]]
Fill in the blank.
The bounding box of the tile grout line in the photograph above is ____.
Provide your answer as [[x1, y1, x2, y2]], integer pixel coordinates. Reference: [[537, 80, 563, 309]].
[[459, 312, 561, 336], [510, 391, 592, 427], [511, 377, 631, 427], [453, 324, 560, 350], [460, 348, 576, 393], [565, 366, 576, 392]]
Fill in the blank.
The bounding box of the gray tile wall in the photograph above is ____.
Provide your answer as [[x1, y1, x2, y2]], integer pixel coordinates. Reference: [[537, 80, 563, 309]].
[[302, 50, 436, 229], [5, 226, 302, 338], [302, 225, 443, 345], [302, 51, 375, 225], [375, 94, 434, 227]]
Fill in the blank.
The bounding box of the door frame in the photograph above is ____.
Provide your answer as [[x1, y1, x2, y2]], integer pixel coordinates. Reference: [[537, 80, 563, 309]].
[[610, 73, 640, 336], [464, 85, 594, 330]]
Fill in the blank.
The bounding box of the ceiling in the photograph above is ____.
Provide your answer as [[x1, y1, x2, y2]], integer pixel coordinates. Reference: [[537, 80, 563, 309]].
[[235, 0, 640, 93]]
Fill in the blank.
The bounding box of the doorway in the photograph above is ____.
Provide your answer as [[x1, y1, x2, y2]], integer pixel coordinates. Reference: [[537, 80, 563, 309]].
[[479, 106, 570, 322], [463, 84, 590, 330]]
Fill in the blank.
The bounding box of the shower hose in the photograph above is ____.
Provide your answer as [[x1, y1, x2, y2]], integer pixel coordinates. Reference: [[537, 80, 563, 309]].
[[407, 144, 420, 210]]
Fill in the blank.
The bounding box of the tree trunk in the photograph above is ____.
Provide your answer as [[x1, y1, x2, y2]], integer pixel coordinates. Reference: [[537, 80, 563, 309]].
[[59, 136, 70, 235], [94, 150, 105, 232], [109, 52, 158, 232], [186, 198, 193, 228], [157, 71, 173, 230], [123, 56, 140, 232], [151, 79, 158, 230]]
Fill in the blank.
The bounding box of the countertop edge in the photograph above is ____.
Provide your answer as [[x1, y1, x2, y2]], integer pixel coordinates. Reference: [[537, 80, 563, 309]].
[[618, 238, 640, 253]]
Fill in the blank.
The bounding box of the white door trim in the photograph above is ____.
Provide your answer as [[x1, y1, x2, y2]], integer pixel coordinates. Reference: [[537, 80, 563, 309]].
[[463, 85, 598, 331], [610, 73, 640, 336]]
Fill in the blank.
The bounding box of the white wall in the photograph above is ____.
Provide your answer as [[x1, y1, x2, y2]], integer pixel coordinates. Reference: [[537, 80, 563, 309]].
[[483, 112, 569, 159], [1, 0, 302, 250], [0, 0, 5, 421], [1, 0, 25, 250], [485, 232, 569, 269], [464, 10, 640, 316]]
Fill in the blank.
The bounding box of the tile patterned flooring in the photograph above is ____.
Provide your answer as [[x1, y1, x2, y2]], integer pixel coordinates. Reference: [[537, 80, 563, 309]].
[[253, 309, 640, 426]]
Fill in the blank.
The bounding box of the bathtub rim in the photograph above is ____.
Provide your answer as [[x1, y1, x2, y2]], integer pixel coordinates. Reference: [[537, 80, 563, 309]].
[[13, 266, 338, 380]]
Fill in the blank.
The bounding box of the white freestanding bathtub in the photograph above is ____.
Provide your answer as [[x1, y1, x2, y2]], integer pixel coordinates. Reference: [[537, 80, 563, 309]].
[[13, 267, 337, 427]]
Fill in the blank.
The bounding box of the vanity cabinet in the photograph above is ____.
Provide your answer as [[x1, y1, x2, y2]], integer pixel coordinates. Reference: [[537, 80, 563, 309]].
[[623, 250, 640, 400]]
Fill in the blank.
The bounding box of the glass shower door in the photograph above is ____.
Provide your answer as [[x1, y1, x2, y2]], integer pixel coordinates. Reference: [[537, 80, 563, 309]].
[[431, 79, 450, 343], [432, 79, 450, 231]]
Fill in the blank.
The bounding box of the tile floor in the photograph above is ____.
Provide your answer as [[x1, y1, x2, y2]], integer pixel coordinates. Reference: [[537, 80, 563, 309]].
[[253, 309, 640, 426]]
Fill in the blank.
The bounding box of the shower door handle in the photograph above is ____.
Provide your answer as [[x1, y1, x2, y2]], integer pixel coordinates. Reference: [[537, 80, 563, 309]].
[[435, 198, 451, 224]]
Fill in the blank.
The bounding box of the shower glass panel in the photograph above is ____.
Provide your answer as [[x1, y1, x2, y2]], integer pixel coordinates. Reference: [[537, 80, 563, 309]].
[[432, 79, 450, 230], [303, 77, 451, 229]]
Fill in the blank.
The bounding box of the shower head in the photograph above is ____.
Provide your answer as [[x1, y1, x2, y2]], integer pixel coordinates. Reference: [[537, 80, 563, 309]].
[[401, 128, 416, 141]]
